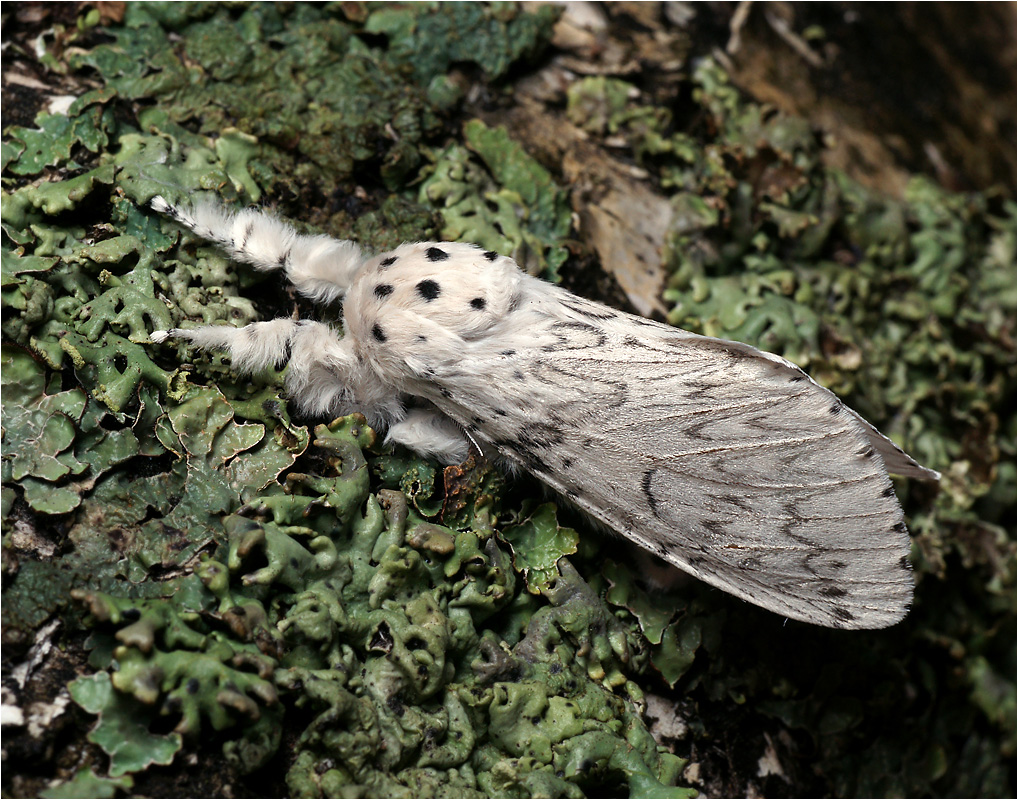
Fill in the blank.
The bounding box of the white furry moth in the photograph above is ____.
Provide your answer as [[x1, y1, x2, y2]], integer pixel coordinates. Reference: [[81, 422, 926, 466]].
[[150, 197, 939, 630]]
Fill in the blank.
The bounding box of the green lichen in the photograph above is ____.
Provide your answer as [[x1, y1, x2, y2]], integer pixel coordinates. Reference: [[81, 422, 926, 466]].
[[502, 502, 580, 594], [1, 347, 87, 484], [419, 120, 572, 279], [2, 4, 1013, 799], [67, 672, 183, 778], [364, 2, 559, 88], [2, 101, 115, 176], [64, 3, 551, 190], [63, 415, 687, 795], [39, 768, 133, 800]]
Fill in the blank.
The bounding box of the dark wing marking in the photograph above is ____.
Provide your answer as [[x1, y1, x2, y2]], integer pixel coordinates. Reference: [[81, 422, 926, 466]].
[[428, 302, 923, 629]]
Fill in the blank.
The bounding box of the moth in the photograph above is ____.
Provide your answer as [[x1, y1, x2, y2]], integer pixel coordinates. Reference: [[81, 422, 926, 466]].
[[150, 196, 939, 630]]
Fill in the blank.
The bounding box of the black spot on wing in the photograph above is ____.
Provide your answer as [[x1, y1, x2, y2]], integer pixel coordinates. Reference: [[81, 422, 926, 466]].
[[542, 321, 608, 351], [417, 280, 441, 301], [492, 422, 564, 477], [425, 247, 449, 262], [500, 441, 550, 475], [522, 422, 565, 450], [717, 494, 753, 513], [819, 586, 848, 598], [703, 519, 728, 538], [831, 607, 856, 623], [372, 324, 387, 342], [470, 297, 487, 310], [380, 256, 397, 268], [559, 300, 618, 321], [641, 469, 661, 518], [374, 284, 394, 298]]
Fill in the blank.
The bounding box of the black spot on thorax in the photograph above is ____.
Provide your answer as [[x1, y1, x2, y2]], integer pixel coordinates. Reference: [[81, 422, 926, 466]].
[[374, 284, 394, 298], [417, 280, 441, 301], [372, 324, 387, 342], [380, 256, 397, 268], [470, 297, 487, 310], [425, 247, 449, 262]]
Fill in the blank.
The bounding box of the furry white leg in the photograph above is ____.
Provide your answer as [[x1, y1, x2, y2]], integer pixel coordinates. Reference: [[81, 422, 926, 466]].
[[152, 320, 402, 427], [385, 408, 471, 465], [152, 319, 303, 373], [151, 196, 364, 305]]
